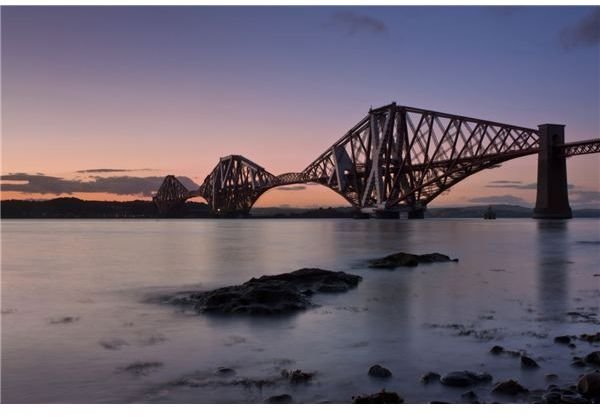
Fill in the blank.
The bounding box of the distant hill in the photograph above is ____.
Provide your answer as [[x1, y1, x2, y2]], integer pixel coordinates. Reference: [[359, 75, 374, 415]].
[[0, 197, 210, 218], [427, 205, 600, 219], [426, 204, 533, 218], [1, 198, 598, 219]]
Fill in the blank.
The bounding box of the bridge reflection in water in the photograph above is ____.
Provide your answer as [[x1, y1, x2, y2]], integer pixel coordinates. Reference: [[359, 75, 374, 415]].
[[153, 103, 600, 218]]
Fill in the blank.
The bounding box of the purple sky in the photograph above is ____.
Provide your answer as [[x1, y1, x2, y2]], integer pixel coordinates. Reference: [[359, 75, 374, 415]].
[[2, 6, 599, 207]]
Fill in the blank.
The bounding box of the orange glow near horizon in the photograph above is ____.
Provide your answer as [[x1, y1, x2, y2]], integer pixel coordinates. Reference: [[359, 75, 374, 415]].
[[2, 7, 598, 209]]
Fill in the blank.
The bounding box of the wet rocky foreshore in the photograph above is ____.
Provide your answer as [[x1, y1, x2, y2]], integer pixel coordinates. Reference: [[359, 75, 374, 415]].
[[162, 268, 362, 315], [150, 252, 600, 403]]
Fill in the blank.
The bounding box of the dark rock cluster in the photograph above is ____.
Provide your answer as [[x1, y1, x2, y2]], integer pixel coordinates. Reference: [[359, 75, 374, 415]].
[[368, 252, 458, 268], [165, 268, 362, 315], [439, 371, 492, 387], [353, 390, 404, 404], [368, 364, 392, 378]]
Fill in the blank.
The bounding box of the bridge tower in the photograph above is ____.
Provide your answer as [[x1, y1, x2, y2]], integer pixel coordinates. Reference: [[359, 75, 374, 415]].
[[533, 124, 572, 219]]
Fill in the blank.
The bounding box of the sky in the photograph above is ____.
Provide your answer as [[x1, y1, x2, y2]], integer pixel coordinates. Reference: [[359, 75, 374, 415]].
[[1, 6, 599, 208]]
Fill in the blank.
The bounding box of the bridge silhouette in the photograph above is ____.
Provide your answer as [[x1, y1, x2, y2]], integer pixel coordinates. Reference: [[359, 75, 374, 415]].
[[154, 103, 600, 219]]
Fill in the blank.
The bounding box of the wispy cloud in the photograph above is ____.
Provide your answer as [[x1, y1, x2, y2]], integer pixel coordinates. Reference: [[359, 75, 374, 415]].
[[469, 194, 530, 206], [486, 181, 575, 190], [570, 190, 600, 207], [559, 8, 600, 50], [276, 185, 306, 191], [488, 180, 524, 185], [1, 173, 198, 197], [329, 11, 387, 36], [75, 168, 155, 174]]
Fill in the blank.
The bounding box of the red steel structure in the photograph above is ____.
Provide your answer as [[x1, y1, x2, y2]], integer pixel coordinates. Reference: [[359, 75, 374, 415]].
[[153, 103, 599, 217]]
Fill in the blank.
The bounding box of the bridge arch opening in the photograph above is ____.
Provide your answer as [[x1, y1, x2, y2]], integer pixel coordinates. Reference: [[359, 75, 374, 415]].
[[250, 183, 353, 215]]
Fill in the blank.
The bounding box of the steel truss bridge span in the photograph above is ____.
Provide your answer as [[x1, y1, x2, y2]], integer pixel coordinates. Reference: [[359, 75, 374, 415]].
[[153, 103, 600, 217]]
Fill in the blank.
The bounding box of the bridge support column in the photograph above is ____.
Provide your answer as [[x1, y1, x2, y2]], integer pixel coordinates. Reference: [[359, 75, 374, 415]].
[[408, 207, 426, 219], [533, 124, 572, 219], [154, 198, 186, 217]]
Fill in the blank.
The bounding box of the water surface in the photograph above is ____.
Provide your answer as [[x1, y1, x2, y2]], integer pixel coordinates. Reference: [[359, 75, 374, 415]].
[[2, 219, 599, 403]]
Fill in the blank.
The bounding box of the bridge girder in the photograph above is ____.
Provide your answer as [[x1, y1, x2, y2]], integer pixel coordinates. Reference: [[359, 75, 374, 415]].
[[153, 103, 600, 216]]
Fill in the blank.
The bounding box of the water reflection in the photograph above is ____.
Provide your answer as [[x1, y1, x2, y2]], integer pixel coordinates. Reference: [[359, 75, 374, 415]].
[[536, 220, 570, 320]]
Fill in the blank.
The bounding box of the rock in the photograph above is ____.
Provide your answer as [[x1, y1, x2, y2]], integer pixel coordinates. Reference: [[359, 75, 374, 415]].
[[584, 351, 600, 366], [579, 332, 600, 343], [440, 371, 492, 387], [545, 374, 559, 381], [99, 338, 128, 350], [368, 252, 458, 269], [521, 355, 540, 369], [421, 372, 441, 384], [266, 394, 293, 404], [490, 345, 504, 355], [461, 390, 478, 402], [353, 390, 403, 404], [568, 343, 577, 349], [417, 253, 459, 263], [368, 364, 392, 378], [571, 359, 586, 368], [49, 316, 80, 324], [216, 367, 235, 375], [281, 369, 314, 384], [542, 391, 562, 403], [492, 379, 529, 396], [577, 371, 600, 398], [554, 335, 571, 344], [119, 361, 163, 376], [369, 252, 419, 268], [560, 394, 589, 403], [165, 268, 361, 315]]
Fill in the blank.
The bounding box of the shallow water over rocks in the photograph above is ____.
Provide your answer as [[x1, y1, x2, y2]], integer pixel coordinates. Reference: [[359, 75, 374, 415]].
[[2, 218, 599, 403]]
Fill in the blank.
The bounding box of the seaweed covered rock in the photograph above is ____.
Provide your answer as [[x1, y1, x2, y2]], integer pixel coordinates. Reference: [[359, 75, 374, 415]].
[[368, 364, 392, 378], [492, 379, 529, 396], [281, 369, 314, 384], [584, 351, 600, 366], [353, 390, 404, 404], [165, 268, 362, 315], [440, 371, 492, 387], [266, 394, 293, 404], [521, 355, 540, 369], [368, 252, 458, 269], [577, 371, 600, 398]]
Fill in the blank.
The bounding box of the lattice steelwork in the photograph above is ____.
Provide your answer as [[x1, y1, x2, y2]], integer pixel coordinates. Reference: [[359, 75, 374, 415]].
[[152, 175, 193, 214], [559, 138, 600, 157], [153, 103, 600, 215], [301, 103, 540, 209], [197, 155, 278, 214]]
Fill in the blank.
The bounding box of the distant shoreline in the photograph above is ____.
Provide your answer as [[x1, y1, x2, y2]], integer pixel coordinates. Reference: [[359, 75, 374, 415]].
[[1, 197, 599, 219]]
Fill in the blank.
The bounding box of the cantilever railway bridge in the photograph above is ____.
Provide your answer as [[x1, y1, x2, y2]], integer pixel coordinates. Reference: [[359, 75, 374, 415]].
[[153, 103, 600, 218]]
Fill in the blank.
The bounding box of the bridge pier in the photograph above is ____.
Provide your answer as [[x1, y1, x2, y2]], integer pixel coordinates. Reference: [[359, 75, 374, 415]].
[[153, 198, 186, 217], [408, 207, 426, 219], [533, 124, 572, 219]]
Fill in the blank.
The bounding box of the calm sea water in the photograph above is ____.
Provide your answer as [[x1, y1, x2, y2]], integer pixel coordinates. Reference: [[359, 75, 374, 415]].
[[1, 219, 599, 403]]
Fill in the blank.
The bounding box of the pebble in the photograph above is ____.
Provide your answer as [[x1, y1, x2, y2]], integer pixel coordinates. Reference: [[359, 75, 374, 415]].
[[554, 336, 571, 344], [368, 364, 392, 378], [490, 345, 504, 355], [521, 355, 540, 369], [420, 371, 441, 384], [577, 371, 600, 398], [266, 394, 292, 404], [584, 351, 600, 366], [353, 390, 403, 404], [492, 379, 529, 396]]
